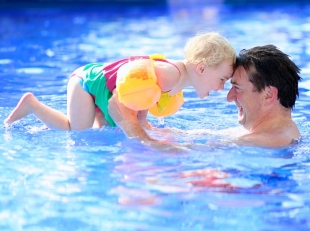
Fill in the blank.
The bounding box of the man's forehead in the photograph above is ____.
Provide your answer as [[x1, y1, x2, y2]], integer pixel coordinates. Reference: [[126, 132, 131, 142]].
[[231, 67, 247, 83]]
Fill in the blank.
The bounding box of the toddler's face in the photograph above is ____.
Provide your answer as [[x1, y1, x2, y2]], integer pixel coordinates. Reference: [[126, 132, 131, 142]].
[[194, 59, 233, 99]]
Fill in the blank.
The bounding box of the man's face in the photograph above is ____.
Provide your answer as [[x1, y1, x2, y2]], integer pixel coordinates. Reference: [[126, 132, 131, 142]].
[[226, 66, 266, 131]]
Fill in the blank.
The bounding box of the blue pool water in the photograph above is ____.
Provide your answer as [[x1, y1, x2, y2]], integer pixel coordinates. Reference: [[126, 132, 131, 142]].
[[1, 2, 310, 230]]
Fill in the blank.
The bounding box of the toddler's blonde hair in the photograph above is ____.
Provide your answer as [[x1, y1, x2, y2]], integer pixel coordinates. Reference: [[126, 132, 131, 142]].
[[184, 32, 236, 66]]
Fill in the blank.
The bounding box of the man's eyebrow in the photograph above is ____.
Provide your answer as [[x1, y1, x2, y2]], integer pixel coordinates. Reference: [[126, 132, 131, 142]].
[[230, 80, 238, 85]]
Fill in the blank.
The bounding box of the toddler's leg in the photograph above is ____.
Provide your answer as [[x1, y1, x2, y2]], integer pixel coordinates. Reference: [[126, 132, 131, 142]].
[[4, 93, 37, 125], [67, 77, 96, 130], [4, 92, 71, 130], [93, 109, 109, 128], [4, 69, 97, 131]]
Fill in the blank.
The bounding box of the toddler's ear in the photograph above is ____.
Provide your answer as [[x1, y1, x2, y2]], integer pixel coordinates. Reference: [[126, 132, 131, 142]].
[[196, 62, 206, 74]]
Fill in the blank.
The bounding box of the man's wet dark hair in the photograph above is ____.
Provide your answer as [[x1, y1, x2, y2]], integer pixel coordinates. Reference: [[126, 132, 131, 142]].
[[233, 45, 301, 109]]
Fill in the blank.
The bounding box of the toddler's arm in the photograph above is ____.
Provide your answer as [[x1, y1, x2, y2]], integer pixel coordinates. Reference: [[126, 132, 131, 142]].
[[108, 91, 154, 141]]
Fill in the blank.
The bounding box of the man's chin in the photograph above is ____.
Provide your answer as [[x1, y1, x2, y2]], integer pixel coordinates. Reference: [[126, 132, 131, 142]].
[[238, 118, 245, 126]]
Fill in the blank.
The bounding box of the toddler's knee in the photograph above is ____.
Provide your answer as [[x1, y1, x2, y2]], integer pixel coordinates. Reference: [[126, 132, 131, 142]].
[[21, 93, 39, 108], [21, 92, 38, 105], [23, 92, 36, 101]]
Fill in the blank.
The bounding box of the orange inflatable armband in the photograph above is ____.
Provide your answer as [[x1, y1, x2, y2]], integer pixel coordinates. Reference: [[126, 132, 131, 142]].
[[149, 90, 184, 117], [116, 59, 161, 111]]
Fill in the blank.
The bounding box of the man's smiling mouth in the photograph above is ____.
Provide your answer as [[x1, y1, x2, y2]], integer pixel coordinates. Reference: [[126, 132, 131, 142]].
[[236, 104, 243, 114]]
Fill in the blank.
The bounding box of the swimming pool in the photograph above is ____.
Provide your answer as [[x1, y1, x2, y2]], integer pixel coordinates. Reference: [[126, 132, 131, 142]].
[[1, 1, 310, 230]]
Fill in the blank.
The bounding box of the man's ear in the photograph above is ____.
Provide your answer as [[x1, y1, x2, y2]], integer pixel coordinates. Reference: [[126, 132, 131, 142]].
[[196, 62, 206, 75], [265, 86, 278, 105]]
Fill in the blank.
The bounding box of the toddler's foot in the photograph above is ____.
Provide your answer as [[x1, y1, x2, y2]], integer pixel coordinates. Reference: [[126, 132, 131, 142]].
[[4, 93, 36, 124]]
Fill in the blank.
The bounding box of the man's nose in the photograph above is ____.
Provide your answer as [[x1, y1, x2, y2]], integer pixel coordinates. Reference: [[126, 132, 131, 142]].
[[226, 87, 236, 102]]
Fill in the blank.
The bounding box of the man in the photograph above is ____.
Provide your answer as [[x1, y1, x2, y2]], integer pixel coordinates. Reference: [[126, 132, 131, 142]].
[[227, 44, 301, 147], [108, 45, 301, 148]]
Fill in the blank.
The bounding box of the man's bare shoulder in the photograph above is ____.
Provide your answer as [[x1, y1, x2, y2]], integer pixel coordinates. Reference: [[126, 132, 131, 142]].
[[238, 124, 300, 148]]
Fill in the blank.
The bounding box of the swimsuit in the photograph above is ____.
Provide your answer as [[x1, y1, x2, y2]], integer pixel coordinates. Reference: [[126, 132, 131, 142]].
[[70, 55, 181, 127]]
